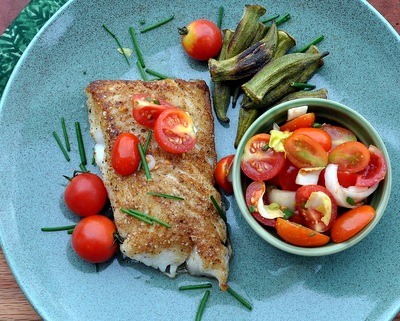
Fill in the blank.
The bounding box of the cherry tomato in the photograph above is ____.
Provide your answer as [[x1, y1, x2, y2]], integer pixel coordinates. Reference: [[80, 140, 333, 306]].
[[64, 173, 107, 217], [154, 108, 196, 153], [319, 169, 358, 188], [279, 113, 315, 132], [330, 205, 376, 243], [278, 159, 301, 191], [245, 181, 275, 227], [240, 133, 285, 181], [179, 19, 222, 61], [215, 155, 234, 193], [71, 215, 118, 263], [284, 133, 328, 168], [321, 124, 357, 149], [296, 185, 337, 233], [356, 145, 387, 187], [328, 141, 370, 173], [111, 132, 140, 176], [275, 218, 330, 247], [132, 94, 176, 127], [292, 127, 332, 151]]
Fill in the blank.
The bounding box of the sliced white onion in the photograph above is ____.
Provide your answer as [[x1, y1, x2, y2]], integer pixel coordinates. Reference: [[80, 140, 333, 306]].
[[146, 154, 156, 171], [267, 189, 296, 211], [324, 164, 379, 208], [295, 167, 324, 186], [287, 106, 308, 121]]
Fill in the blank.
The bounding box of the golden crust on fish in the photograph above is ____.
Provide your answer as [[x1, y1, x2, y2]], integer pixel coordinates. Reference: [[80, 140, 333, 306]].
[[85, 79, 231, 290]]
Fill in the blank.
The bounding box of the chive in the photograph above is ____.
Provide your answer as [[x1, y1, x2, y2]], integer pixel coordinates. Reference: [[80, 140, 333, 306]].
[[248, 205, 257, 213], [67, 228, 74, 234], [291, 82, 316, 90], [261, 14, 280, 24], [195, 290, 210, 321], [262, 143, 269, 151], [282, 208, 295, 219], [140, 19, 146, 25], [137, 130, 153, 171], [275, 13, 291, 26], [138, 143, 152, 180], [79, 163, 87, 172], [146, 192, 184, 200], [311, 122, 322, 128], [61, 117, 70, 151], [346, 196, 355, 206], [129, 27, 145, 68], [145, 68, 173, 80], [53, 131, 70, 161], [41, 225, 76, 232], [210, 195, 227, 222], [140, 15, 174, 33], [179, 283, 212, 291], [309, 233, 316, 237], [145, 97, 160, 104], [294, 35, 325, 53], [92, 153, 96, 165], [121, 208, 154, 225], [75, 122, 87, 165], [226, 287, 252, 311], [217, 6, 224, 29], [102, 24, 130, 65], [136, 61, 149, 81], [121, 208, 171, 228]]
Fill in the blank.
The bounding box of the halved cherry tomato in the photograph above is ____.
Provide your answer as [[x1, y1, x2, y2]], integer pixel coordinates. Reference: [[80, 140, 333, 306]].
[[275, 218, 330, 247], [278, 159, 301, 191], [319, 169, 358, 188], [179, 19, 223, 61], [111, 132, 140, 176], [292, 127, 332, 151], [296, 185, 337, 232], [330, 205, 376, 243], [154, 108, 196, 153], [71, 215, 118, 263], [328, 141, 370, 173], [321, 124, 357, 149], [245, 181, 275, 227], [64, 173, 108, 217], [132, 94, 176, 127], [356, 145, 387, 187], [279, 113, 315, 132], [284, 133, 328, 168], [215, 155, 234, 193], [240, 133, 285, 181]]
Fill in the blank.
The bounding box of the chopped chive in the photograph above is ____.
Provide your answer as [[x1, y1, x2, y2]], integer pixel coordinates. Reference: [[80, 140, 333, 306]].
[[291, 82, 316, 90], [346, 196, 355, 206], [129, 27, 145, 68], [102, 24, 130, 65], [261, 14, 280, 24], [140, 19, 146, 25], [140, 15, 174, 33], [145, 68, 173, 80], [282, 208, 295, 219], [262, 143, 270, 151], [41, 225, 76, 232], [294, 35, 325, 53], [121, 208, 171, 228], [275, 13, 291, 26], [67, 228, 74, 234], [217, 6, 224, 29], [309, 233, 316, 237], [179, 283, 212, 291], [210, 195, 227, 222], [53, 131, 70, 161], [195, 290, 210, 321], [92, 153, 96, 165], [248, 205, 257, 213], [79, 163, 87, 172], [121, 208, 154, 225], [311, 122, 322, 128], [136, 61, 149, 81], [61, 117, 70, 151], [138, 143, 152, 180], [146, 192, 184, 200], [137, 130, 153, 171], [75, 122, 87, 166], [226, 287, 252, 311], [145, 97, 160, 104]]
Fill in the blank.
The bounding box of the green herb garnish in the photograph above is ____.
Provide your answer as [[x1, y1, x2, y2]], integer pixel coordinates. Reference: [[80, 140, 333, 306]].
[[261, 14, 280, 24], [262, 143, 270, 151], [61, 117, 70, 151], [282, 208, 295, 219], [275, 13, 291, 26], [102, 24, 130, 65], [346, 196, 355, 206], [248, 205, 257, 213], [226, 287, 252, 311], [195, 290, 210, 321], [217, 6, 224, 29], [179, 283, 212, 291], [53, 131, 70, 161], [146, 68, 173, 80], [294, 35, 325, 53], [309, 233, 317, 237], [41, 225, 76, 232], [75, 122, 87, 166], [140, 15, 174, 33], [136, 61, 149, 81], [145, 97, 160, 104], [138, 143, 152, 180], [210, 195, 227, 222], [79, 163, 88, 172], [120, 208, 171, 228], [291, 82, 316, 90], [129, 27, 145, 68], [146, 192, 184, 200]]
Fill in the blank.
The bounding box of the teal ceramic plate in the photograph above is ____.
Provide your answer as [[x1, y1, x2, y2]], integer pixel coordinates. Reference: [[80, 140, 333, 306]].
[[0, 0, 399, 320]]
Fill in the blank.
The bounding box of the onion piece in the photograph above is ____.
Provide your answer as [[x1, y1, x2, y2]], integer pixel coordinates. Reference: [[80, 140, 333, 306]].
[[146, 154, 156, 171], [267, 189, 296, 211], [324, 164, 378, 208], [287, 106, 308, 121]]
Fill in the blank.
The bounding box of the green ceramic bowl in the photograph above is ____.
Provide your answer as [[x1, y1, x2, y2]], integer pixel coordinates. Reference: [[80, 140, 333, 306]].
[[232, 98, 392, 256]]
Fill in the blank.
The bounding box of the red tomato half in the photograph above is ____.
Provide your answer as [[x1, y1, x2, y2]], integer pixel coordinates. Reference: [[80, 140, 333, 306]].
[[111, 132, 140, 176], [296, 185, 337, 233], [328, 141, 370, 173], [321, 124, 357, 149], [279, 113, 315, 132], [356, 145, 387, 187], [284, 133, 328, 168], [215, 155, 235, 193], [240, 133, 285, 181], [292, 127, 332, 151], [278, 159, 301, 191], [319, 169, 358, 188], [245, 181, 275, 227], [64, 173, 107, 217], [179, 19, 222, 60], [72, 215, 118, 263], [132, 94, 176, 127], [154, 108, 196, 153]]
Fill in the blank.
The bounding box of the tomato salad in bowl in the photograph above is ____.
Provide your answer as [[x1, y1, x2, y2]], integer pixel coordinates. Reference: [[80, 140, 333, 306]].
[[231, 98, 392, 256]]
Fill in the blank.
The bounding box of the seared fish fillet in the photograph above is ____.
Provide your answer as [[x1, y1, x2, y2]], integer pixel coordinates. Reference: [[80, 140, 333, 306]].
[[85, 79, 231, 290]]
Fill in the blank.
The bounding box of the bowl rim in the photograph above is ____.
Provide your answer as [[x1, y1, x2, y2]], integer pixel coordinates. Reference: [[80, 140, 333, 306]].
[[232, 98, 392, 256]]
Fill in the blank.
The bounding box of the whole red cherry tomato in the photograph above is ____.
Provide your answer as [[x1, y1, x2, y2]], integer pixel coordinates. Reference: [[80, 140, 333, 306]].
[[214, 155, 234, 193], [111, 132, 141, 176], [179, 19, 222, 61]]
